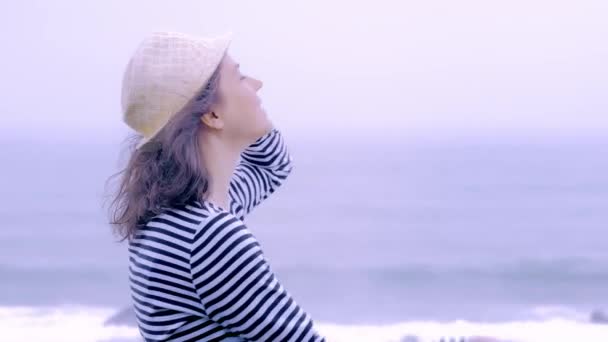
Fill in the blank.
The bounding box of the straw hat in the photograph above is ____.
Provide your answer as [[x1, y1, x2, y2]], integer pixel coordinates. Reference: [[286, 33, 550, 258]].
[[121, 31, 233, 149]]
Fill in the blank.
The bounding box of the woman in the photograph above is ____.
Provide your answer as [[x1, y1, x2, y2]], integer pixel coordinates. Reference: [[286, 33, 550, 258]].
[[109, 31, 327, 342]]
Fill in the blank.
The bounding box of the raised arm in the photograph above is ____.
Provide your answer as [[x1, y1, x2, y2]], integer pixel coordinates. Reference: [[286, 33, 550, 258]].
[[229, 128, 293, 217], [189, 212, 326, 342]]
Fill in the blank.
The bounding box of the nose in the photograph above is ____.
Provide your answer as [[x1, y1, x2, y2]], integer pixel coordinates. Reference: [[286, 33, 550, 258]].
[[252, 77, 263, 91]]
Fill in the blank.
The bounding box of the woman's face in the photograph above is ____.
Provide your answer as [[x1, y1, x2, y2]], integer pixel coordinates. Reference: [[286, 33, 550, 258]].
[[207, 53, 272, 144]]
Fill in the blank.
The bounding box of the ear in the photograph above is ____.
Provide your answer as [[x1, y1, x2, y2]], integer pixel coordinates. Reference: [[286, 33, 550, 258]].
[[200, 111, 224, 130]]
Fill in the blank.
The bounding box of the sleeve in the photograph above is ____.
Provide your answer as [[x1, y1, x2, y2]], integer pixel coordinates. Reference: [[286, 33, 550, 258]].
[[229, 128, 293, 217], [189, 212, 326, 342]]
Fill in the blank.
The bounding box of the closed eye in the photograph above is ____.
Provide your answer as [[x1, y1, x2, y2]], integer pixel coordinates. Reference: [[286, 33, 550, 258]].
[[235, 64, 246, 80]]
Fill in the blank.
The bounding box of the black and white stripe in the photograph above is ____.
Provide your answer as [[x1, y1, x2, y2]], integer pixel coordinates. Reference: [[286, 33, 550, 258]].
[[128, 129, 326, 341], [229, 128, 293, 219]]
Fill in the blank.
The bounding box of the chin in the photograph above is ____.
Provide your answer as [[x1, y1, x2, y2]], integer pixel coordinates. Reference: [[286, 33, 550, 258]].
[[244, 110, 272, 139], [241, 123, 268, 142], [255, 123, 271, 138]]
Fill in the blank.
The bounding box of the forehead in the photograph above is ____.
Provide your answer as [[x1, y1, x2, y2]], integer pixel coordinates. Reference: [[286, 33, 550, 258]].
[[219, 53, 238, 72]]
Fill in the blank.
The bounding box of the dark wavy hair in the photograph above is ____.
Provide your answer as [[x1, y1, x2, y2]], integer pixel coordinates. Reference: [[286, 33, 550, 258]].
[[105, 66, 222, 241]]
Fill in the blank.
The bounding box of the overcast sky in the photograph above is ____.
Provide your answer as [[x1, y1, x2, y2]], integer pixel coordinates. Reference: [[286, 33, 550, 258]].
[[1, 0, 606, 142]]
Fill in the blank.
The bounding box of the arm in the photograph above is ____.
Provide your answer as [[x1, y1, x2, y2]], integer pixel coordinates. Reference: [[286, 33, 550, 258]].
[[229, 128, 293, 217], [189, 212, 326, 342]]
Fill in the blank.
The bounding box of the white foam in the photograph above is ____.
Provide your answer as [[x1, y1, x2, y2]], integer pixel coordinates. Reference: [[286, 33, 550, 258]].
[[0, 306, 140, 342], [317, 319, 608, 342], [528, 305, 590, 322], [1, 305, 607, 342]]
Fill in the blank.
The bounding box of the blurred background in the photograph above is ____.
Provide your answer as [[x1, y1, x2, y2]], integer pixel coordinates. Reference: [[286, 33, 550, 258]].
[[0, 1, 606, 341]]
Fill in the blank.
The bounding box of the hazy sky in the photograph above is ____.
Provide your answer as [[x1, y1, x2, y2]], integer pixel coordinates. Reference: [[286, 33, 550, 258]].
[[1, 0, 606, 142]]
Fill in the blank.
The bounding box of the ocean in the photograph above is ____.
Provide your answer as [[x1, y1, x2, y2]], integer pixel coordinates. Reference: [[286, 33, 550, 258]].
[[1, 135, 607, 342]]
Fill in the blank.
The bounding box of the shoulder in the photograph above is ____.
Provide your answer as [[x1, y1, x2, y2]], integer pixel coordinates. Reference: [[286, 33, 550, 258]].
[[191, 206, 246, 245], [128, 203, 214, 266], [189, 205, 265, 260], [137, 202, 211, 241]]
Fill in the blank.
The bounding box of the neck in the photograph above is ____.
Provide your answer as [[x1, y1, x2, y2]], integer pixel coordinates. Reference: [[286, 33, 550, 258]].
[[198, 132, 243, 210]]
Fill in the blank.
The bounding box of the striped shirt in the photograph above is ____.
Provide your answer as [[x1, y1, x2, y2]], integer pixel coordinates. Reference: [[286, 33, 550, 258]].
[[128, 129, 327, 342]]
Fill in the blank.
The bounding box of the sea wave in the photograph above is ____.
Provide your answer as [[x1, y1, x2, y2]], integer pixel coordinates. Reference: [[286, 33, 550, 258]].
[[0, 305, 607, 342]]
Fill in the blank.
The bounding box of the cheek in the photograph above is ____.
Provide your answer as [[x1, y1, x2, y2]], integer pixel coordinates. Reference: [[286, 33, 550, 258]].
[[224, 87, 266, 133], [241, 89, 260, 110], [237, 90, 264, 119]]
